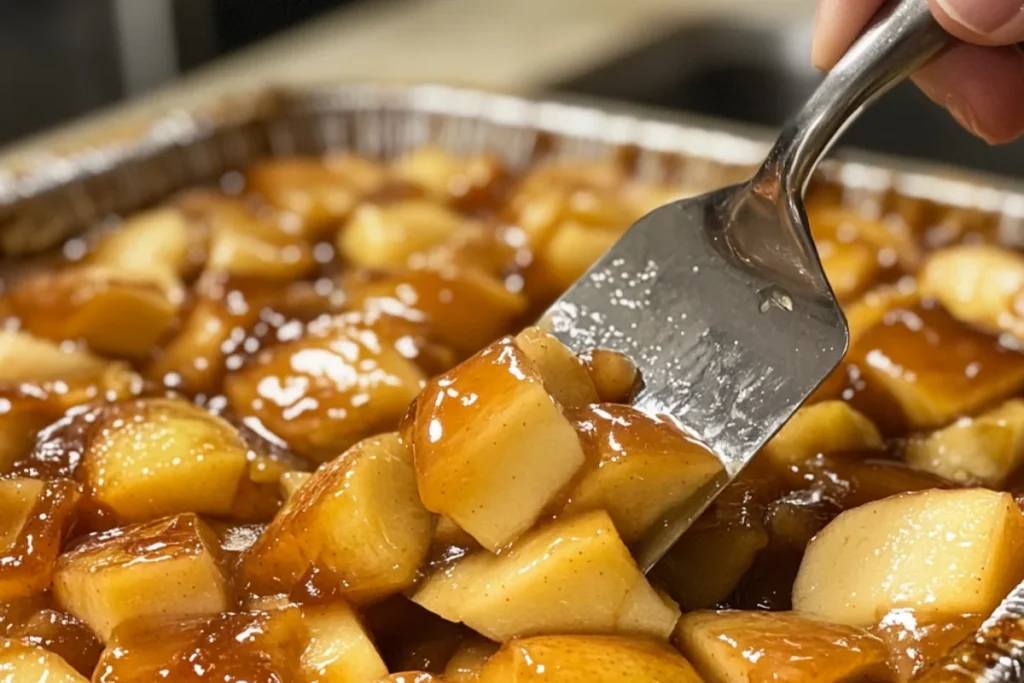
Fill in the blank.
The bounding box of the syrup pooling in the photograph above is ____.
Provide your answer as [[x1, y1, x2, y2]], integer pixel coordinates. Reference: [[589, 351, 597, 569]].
[[1, 146, 1024, 680]]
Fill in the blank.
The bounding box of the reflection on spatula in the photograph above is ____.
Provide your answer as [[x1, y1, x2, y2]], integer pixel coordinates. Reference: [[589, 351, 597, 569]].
[[539, 0, 951, 572]]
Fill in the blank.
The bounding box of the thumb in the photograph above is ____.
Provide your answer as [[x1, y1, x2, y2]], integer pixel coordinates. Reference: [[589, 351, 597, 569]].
[[931, 0, 1024, 45]]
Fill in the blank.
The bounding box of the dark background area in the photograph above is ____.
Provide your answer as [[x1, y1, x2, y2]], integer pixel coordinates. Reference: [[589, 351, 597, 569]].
[[0, 0, 364, 146]]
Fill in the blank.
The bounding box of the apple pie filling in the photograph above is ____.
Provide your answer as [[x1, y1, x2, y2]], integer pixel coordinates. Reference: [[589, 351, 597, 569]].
[[0, 147, 1022, 682]]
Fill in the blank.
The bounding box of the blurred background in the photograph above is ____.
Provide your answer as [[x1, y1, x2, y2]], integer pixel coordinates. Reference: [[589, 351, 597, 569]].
[[4, 0, 1024, 177]]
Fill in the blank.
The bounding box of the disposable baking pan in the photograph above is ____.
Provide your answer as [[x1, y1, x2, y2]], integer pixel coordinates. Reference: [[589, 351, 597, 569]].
[[2, 83, 1023, 681]]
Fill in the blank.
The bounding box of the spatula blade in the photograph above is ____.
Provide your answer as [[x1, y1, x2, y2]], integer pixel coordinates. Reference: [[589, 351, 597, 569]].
[[539, 186, 848, 571]]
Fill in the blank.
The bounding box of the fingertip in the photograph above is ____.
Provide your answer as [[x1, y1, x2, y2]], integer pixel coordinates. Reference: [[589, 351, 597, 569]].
[[912, 44, 1024, 144], [812, 0, 888, 70]]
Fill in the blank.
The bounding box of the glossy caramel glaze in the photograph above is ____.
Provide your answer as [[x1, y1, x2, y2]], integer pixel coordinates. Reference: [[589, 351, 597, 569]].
[[0, 148, 1021, 680]]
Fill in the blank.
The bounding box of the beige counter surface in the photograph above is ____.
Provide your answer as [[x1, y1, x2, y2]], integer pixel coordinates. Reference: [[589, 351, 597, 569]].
[[1, 0, 814, 166]]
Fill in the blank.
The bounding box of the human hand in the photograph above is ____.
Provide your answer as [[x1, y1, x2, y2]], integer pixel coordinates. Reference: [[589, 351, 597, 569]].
[[813, 0, 1024, 143]]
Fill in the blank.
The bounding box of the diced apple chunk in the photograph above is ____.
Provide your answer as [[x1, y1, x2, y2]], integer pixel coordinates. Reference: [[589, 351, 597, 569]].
[[845, 281, 920, 345], [514, 327, 598, 409], [301, 601, 388, 683], [246, 156, 387, 236], [280, 471, 312, 502], [372, 674, 440, 683], [410, 337, 586, 551], [89, 207, 199, 280], [53, 513, 231, 642], [478, 635, 703, 683], [339, 201, 464, 268], [0, 638, 88, 682], [8, 266, 180, 359], [412, 510, 679, 641], [675, 610, 892, 683], [444, 636, 499, 682], [344, 266, 527, 356], [78, 398, 250, 521], [562, 404, 723, 544], [793, 488, 1024, 626], [394, 148, 508, 210], [919, 244, 1024, 341], [763, 401, 883, 468], [0, 331, 110, 382], [533, 221, 621, 294], [93, 608, 306, 681], [583, 349, 641, 404], [238, 434, 433, 604], [904, 399, 1024, 486], [0, 478, 79, 601], [225, 321, 426, 461], [0, 595, 103, 676], [871, 609, 984, 680], [845, 302, 1024, 430], [652, 514, 769, 611]]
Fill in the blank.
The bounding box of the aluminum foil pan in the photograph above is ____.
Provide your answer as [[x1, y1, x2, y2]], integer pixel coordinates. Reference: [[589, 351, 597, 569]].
[[1, 83, 1023, 681]]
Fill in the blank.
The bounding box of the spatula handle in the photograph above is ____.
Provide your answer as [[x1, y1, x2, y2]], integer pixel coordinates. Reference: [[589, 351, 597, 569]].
[[757, 0, 950, 196]]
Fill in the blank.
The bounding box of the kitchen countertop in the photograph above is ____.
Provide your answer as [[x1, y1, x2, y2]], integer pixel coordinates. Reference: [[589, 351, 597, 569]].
[[0, 0, 813, 167]]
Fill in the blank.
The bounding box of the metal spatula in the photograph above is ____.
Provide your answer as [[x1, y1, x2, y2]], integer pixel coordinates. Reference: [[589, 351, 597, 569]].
[[539, 0, 951, 572]]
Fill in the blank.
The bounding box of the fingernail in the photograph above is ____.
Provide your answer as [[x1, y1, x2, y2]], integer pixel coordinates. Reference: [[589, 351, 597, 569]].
[[935, 0, 1023, 36]]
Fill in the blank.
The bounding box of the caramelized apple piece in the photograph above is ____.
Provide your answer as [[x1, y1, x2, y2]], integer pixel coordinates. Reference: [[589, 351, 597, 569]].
[[0, 638, 88, 682], [183, 191, 315, 280], [8, 266, 180, 358], [562, 404, 723, 543], [676, 610, 893, 683], [280, 471, 312, 502], [0, 332, 142, 416], [74, 398, 251, 521], [478, 635, 703, 683], [652, 514, 769, 611], [818, 238, 884, 302], [533, 221, 622, 295], [444, 635, 499, 682], [651, 454, 782, 610], [845, 281, 921, 345], [507, 162, 634, 251], [89, 206, 201, 280], [0, 397, 59, 474], [92, 608, 306, 682], [904, 399, 1024, 486], [845, 302, 1024, 430], [919, 244, 1024, 340], [871, 609, 984, 681], [53, 513, 231, 641], [0, 595, 103, 676], [0, 331, 109, 382], [225, 321, 426, 461], [793, 488, 1024, 626], [344, 266, 527, 356], [763, 401, 883, 468], [339, 200, 464, 268], [583, 349, 641, 404], [764, 489, 844, 550], [301, 601, 389, 683], [514, 327, 598, 409], [372, 674, 440, 683], [412, 510, 679, 641], [410, 337, 585, 551], [238, 433, 433, 604], [207, 222, 315, 281], [810, 204, 920, 302], [394, 149, 507, 209], [246, 155, 387, 236], [0, 479, 79, 600]]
